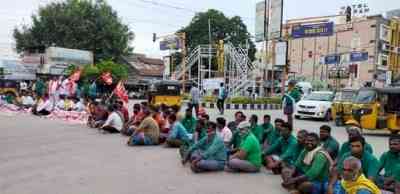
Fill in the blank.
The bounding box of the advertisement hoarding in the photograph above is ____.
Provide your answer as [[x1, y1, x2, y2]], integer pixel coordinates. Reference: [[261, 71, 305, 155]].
[[275, 41, 287, 66], [202, 78, 224, 90], [255, 1, 267, 42], [268, 0, 283, 40], [292, 22, 334, 39], [0, 60, 36, 80], [160, 36, 182, 51], [325, 54, 341, 64], [46, 47, 93, 66], [163, 56, 171, 77]]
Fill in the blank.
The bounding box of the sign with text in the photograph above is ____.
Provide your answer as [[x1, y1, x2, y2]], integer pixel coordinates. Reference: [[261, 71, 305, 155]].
[[324, 54, 340, 64], [267, 0, 283, 40], [292, 22, 334, 39], [350, 52, 368, 62], [255, 1, 268, 42], [160, 36, 182, 51]]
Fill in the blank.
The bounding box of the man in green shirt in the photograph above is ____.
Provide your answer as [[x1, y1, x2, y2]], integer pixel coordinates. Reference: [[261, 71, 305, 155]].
[[264, 122, 298, 174], [261, 114, 279, 150], [283, 80, 301, 129], [181, 108, 197, 134], [337, 135, 380, 182], [182, 122, 227, 173], [283, 133, 332, 194], [338, 126, 374, 160], [249, 114, 264, 143], [281, 130, 308, 183], [228, 113, 247, 153], [226, 122, 262, 173], [377, 135, 400, 191], [320, 125, 340, 160]]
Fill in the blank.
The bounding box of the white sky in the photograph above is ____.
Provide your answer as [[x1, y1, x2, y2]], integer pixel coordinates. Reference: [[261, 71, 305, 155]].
[[0, 0, 399, 59]]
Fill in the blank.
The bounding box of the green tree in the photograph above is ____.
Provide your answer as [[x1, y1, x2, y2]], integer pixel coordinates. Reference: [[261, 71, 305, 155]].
[[180, 9, 256, 61], [13, 0, 134, 62]]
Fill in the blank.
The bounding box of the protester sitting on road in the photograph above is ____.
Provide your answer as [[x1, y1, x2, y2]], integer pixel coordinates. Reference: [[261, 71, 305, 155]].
[[327, 156, 381, 194], [226, 122, 262, 173], [127, 108, 160, 146], [338, 126, 374, 160], [91, 102, 109, 128], [320, 125, 340, 160], [20, 91, 35, 108], [181, 108, 197, 134], [261, 114, 279, 150], [227, 111, 245, 132], [56, 95, 66, 110], [264, 122, 298, 174], [216, 117, 232, 147], [193, 119, 207, 144], [337, 135, 380, 182], [64, 96, 75, 111], [33, 95, 53, 116], [249, 114, 264, 143], [182, 122, 227, 173], [121, 103, 142, 136], [73, 98, 85, 112], [116, 100, 129, 123], [101, 104, 123, 134], [166, 114, 191, 148], [282, 132, 333, 194], [376, 135, 400, 191], [273, 118, 285, 139], [229, 113, 247, 153]]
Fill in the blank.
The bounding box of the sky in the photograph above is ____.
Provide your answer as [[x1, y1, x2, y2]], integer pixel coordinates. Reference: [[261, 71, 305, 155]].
[[0, 0, 399, 59]]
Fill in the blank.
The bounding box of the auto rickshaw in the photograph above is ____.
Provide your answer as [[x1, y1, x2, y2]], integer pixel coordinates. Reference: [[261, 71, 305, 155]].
[[350, 87, 400, 134], [331, 88, 356, 126], [0, 79, 19, 98], [148, 80, 181, 108]]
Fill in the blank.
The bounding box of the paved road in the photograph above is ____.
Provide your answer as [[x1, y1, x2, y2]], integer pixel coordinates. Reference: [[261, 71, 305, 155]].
[[0, 107, 389, 194]]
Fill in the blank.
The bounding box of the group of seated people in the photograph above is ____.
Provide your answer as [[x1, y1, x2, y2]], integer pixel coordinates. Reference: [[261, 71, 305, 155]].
[[86, 100, 400, 194]]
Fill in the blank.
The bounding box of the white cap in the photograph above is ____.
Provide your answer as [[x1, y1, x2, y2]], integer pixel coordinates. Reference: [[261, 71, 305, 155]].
[[237, 122, 251, 129]]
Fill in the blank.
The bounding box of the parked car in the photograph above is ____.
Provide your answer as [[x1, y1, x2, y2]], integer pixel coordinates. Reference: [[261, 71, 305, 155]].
[[295, 91, 335, 121]]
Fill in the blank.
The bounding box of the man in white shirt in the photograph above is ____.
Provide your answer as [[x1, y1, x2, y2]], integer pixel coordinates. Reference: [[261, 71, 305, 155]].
[[73, 98, 85, 112], [101, 104, 123, 133], [55, 96, 66, 110], [21, 92, 35, 108], [189, 84, 200, 116], [216, 117, 232, 147]]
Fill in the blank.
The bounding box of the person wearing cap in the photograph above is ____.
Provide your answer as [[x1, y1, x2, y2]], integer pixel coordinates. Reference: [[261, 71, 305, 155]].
[[226, 122, 262, 173], [263, 122, 298, 174], [376, 135, 400, 191], [338, 126, 374, 160], [282, 80, 301, 129], [337, 135, 380, 182], [182, 122, 227, 173]]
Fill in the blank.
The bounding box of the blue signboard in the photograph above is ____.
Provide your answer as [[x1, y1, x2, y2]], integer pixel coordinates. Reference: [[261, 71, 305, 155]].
[[325, 55, 340, 64], [292, 22, 334, 39], [350, 52, 368, 62], [160, 37, 182, 51]]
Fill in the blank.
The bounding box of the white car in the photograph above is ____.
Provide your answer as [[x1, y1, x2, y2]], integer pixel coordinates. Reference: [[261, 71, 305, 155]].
[[295, 91, 335, 121]]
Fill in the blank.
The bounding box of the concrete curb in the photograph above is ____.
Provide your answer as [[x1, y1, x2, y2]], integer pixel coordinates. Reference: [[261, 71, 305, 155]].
[[202, 103, 282, 110]]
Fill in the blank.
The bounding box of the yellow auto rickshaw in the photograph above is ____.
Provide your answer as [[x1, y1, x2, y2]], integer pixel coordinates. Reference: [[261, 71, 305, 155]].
[[0, 79, 19, 98], [350, 87, 400, 134], [148, 80, 181, 108], [332, 88, 356, 126]]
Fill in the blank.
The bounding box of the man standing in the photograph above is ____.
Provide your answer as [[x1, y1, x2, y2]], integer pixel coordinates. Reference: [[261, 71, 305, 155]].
[[282, 80, 301, 129], [320, 125, 340, 160], [217, 83, 226, 115], [283, 133, 333, 194], [226, 122, 262, 173], [377, 135, 400, 191], [189, 83, 200, 116], [183, 122, 227, 173]]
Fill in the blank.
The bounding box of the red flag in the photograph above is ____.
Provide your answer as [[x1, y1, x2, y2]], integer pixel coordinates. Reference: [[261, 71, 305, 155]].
[[101, 72, 113, 85], [69, 69, 82, 82], [113, 81, 128, 103]]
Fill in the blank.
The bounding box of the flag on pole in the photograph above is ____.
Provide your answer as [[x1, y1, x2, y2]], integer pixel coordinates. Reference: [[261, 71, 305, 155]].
[[101, 72, 113, 85], [69, 69, 82, 82], [113, 81, 128, 103]]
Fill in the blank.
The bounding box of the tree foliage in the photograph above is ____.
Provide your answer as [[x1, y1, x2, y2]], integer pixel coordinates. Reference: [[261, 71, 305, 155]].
[[180, 9, 256, 61], [13, 0, 134, 62]]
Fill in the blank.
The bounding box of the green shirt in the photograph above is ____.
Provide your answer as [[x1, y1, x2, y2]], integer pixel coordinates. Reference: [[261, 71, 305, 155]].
[[239, 132, 262, 168], [181, 116, 197, 134], [264, 135, 298, 164], [230, 130, 242, 149], [187, 135, 227, 162], [338, 151, 380, 179], [322, 136, 340, 160], [394, 164, 400, 182], [250, 124, 264, 143], [338, 141, 374, 160], [295, 149, 330, 182], [379, 151, 400, 178], [261, 123, 279, 145], [291, 143, 305, 166]]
